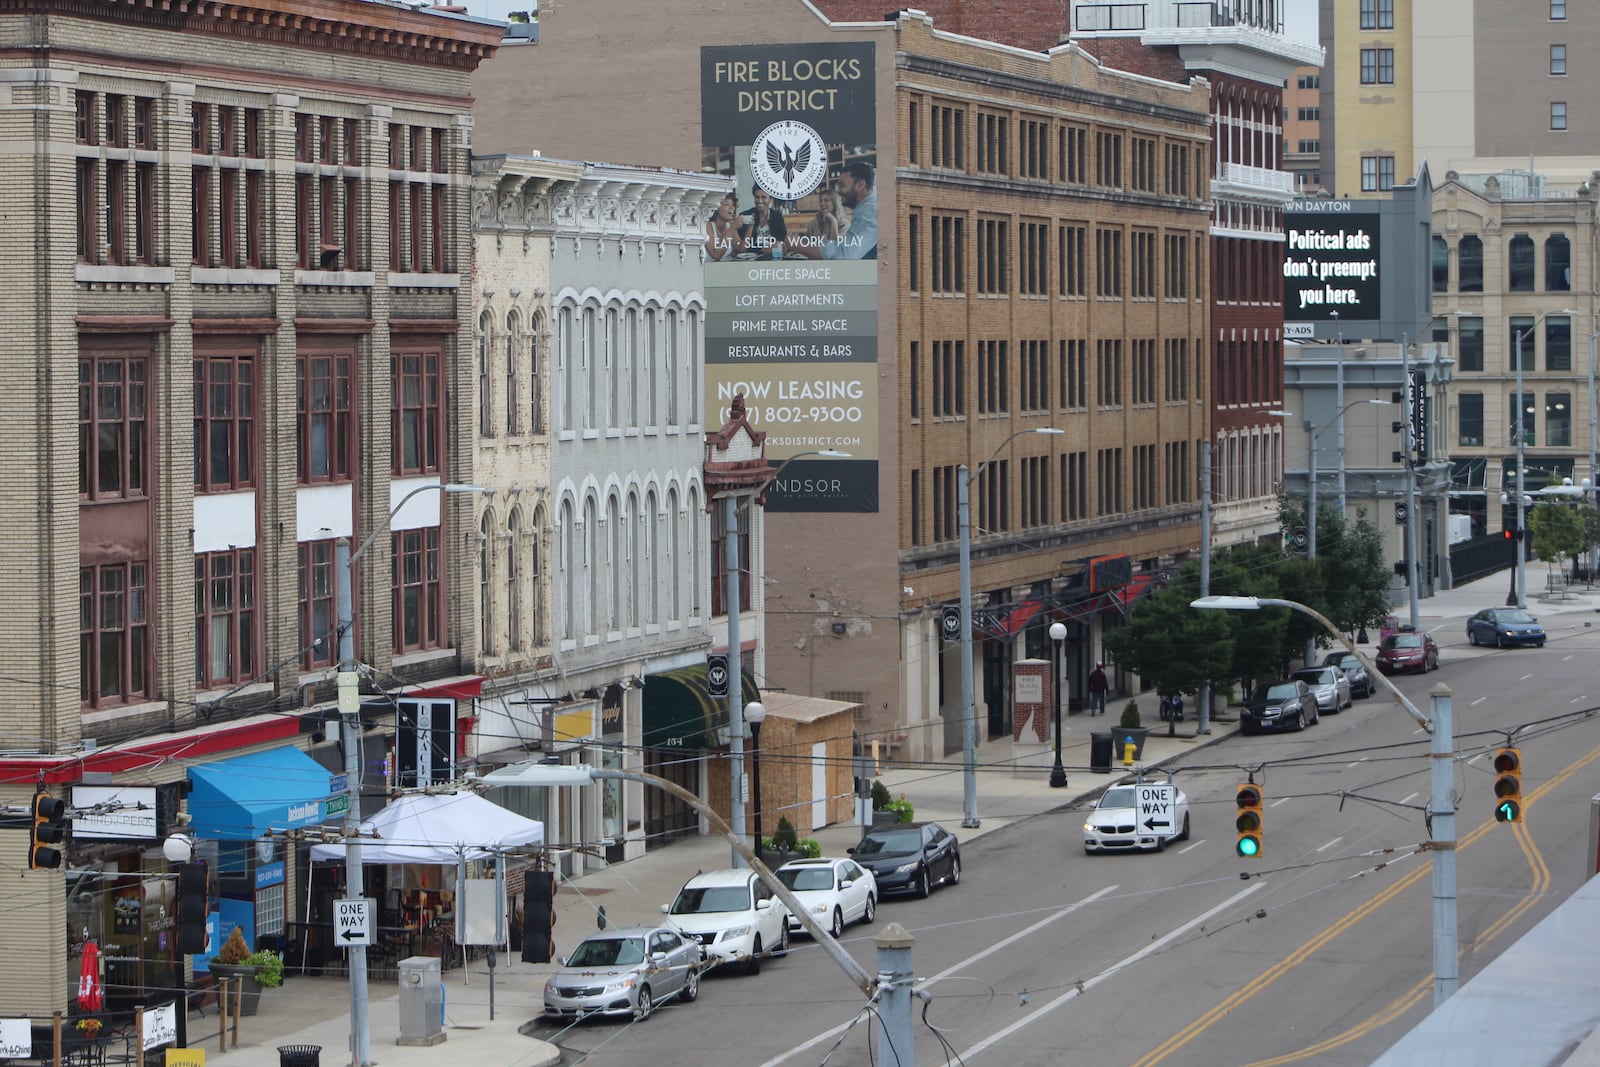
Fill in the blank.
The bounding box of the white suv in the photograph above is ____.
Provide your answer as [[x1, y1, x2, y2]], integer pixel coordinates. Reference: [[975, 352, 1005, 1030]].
[[661, 868, 789, 974]]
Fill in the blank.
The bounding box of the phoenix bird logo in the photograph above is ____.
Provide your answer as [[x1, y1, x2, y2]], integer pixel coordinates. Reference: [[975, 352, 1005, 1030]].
[[765, 138, 813, 195]]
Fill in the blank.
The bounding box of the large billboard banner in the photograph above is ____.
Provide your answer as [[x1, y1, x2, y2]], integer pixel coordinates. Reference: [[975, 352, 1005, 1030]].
[[1282, 201, 1382, 324], [702, 42, 878, 512]]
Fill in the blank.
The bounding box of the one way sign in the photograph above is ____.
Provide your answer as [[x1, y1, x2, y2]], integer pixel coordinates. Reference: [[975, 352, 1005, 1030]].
[[1136, 783, 1177, 838], [335, 897, 372, 947]]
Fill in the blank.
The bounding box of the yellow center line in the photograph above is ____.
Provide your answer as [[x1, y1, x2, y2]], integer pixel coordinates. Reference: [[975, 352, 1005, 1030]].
[[1131, 740, 1595, 1067]]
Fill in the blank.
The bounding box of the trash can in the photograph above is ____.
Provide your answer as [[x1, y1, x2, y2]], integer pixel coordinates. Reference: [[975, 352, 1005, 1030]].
[[277, 1045, 321, 1067], [1090, 731, 1113, 774]]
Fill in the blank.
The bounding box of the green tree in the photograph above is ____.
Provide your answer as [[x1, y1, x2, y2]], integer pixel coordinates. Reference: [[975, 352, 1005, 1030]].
[[1278, 498, 1393, 648], [1530, 501, 1585, 576], [1102, 563, 1233, 697]]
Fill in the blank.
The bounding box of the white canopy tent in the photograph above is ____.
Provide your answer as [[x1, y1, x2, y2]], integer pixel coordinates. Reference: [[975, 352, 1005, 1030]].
[[309, 791, 544, 865]]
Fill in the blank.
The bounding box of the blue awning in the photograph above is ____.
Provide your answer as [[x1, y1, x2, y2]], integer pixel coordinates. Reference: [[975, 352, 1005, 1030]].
[[188, 746, 337, 840]]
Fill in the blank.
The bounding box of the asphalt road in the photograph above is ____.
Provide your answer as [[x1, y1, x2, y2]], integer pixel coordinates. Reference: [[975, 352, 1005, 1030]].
[[523, 613, 1600, 1066]]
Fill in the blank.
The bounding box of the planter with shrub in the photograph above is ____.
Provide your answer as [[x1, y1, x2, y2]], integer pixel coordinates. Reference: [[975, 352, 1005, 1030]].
[[208, 926, 282, 1016], [1116, 700, 1149, 760]]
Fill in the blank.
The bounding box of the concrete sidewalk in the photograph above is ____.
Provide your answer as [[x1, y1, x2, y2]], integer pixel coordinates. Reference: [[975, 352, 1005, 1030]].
[[200, 565, 1573, 1067]]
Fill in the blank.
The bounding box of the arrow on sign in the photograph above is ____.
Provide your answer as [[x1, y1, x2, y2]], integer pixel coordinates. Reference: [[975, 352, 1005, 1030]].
[[340, 927, 363, 942], [1143, 817, 1171, 831]]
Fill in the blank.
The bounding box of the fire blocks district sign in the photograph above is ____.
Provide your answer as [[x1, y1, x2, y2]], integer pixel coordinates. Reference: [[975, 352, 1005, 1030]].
[[701, 42, 879, 512]]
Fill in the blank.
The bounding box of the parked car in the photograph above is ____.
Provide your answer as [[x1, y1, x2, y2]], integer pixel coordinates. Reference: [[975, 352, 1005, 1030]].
[[1241, 679, 1319, 735], [1291, 665, 1352, 713], [1082, 781, 1190, 853], [661, 868, 788, 974], [775, 857, 877, 938], [847, 822, 961, 898], [542, 924, 700, 1021], [1377, 630, 1440, 674], [1321, 651, 1374, 699], [1466, 607, 1547, 648]]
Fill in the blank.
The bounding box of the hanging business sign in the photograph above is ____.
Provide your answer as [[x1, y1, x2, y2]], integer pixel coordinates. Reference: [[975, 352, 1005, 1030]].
[[71, 785, 160, 840], [396, 698, 456, 789], [701, 41, 879, 512]]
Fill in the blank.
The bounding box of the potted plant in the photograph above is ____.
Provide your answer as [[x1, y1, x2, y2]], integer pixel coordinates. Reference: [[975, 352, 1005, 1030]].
[[1116, 700, 1149, 761], [209, 926, 275, 1016], [870, 779, 900, 827], [883, 796, 915, 823], [760, 816, 804, 866], [797, 837, 822, 859]]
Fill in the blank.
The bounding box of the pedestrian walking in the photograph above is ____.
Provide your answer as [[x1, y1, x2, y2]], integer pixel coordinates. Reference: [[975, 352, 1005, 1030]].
[[1088, 662, 1108, 715]]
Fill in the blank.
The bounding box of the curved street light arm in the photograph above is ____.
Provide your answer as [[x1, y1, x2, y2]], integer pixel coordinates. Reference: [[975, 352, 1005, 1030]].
[[350, 482, 488, 565]]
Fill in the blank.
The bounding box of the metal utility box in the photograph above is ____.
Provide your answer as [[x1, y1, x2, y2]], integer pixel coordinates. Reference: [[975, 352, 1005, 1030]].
[[396, 956, 446, 1046]]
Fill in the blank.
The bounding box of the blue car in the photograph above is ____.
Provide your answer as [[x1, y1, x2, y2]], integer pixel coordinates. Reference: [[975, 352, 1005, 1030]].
[[1466, 608, 1546, 648]]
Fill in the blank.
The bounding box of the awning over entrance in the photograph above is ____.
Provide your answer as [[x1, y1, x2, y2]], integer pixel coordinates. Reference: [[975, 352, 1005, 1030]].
[[187, 745, 338, 840], [974, 598, 1042, 641], [643, 665, 760, 749]]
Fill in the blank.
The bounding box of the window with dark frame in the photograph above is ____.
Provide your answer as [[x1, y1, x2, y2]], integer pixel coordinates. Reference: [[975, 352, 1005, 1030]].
[[1060, 224, 1085, 296], [977, 217, 1008, 294], [393, 526, 445, 653], [193, 351, 256, 493], [1551, 44, 1567, 76], [1457, 316, 1484, 371], [298, 539, 338, 669], [1458, 235, 1484, 292], [1552, 101, 1568, 131], [1510, 316, 1536, 372], [79, 355, 147, 500], [1546, 233, 1571, 291], [195, 548, 257, 689], [1546, 316, 1572, 371], [392, 347, 443, 475], [297, 350, 354, 484], [1458, 392, 1484, 446], [80, 561, 150, 708]]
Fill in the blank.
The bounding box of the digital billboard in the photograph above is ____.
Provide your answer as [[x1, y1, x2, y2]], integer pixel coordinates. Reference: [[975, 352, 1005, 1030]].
[[1282, 201, 1382, 325], [701, 42, 878, 512]]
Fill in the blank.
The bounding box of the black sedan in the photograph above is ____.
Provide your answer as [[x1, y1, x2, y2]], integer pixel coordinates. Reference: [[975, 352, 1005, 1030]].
[[847, 821, 960, 898], [1241, 679, 1318, 735], [1466, 608, 1546, 648]]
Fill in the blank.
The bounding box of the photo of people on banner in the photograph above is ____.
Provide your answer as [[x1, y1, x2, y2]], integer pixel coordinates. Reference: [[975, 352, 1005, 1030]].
[[702, 157, 877, 263]]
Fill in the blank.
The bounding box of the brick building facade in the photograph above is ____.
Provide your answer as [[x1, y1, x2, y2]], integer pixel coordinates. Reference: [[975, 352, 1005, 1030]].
[[0, 0, 499, 1017]]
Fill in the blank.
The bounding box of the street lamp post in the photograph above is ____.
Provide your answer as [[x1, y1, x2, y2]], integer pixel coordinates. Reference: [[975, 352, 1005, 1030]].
[[1303, 399, 1391, 665], [745, 701, 767, 860], [1048, 622, 1067, 788], [336, 480, 485, 1067], [722, 449, 847, 868], [1588, 329, 1600, 583], [1190, 595, 1458, 1006], [1505, 309, 1580, 608], [958, 426, 1065, 827]]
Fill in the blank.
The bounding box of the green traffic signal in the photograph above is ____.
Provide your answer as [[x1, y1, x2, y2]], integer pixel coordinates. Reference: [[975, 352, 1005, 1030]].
[[1236, 783, 1264, 858], [1493, 747, 1523, 824], [1495, 798, 1521, 823], [1236, 834, 1261, 857]]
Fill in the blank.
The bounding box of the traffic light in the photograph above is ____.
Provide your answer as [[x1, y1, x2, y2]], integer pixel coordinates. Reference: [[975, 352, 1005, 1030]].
[[29, 790, 66, 870], [1236, 783, 1263, 857], [1503, 529, 1524, 543], [1493, 747, 1523, 823]]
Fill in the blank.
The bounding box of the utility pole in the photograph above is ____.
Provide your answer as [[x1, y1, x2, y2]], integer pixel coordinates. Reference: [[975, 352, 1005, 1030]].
[[1428, 683, 1458, 1006], [1197, 441, 1212, 735], [724, 492, 748, 866], [874, 924, 915, 1065], [335, 539, 372, 1067], [957, 464, 979, 828], [1403, 335, 1421, 629]]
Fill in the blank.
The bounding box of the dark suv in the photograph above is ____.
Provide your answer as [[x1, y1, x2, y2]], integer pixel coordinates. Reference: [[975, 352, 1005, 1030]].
[[1242, 679, 1318, 735]]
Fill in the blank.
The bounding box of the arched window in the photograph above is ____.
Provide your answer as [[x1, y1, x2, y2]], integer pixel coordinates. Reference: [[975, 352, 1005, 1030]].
[[559, 500, 575, 640], [1508, 233, 1535, 291], [506, 507, 522, 651], [626, 490, 640, 628], [506, 310, 521, 435], [623, 307, 638, 428], [530, 504, 546, 645], [478, 309, 495, 437], [584, 495, 600, 634], [1431, 235, 1449, 293], [1546, 234, 1572, 292], [687, 485, 702, 617], [645, 489, 660, 623], [665, 308, 679, 426], [666, 488, 680, 620], [529, 314, 545, 434], [479, 511, 494, 657], [645, 307, 660, 426], [686, 309, 700, 427], [558, 306, 575, 431], [1458, 235, 1483, 292], [606, 494, 621, 631], [583, 306, 598, 430], [606, 307, 620, 427]]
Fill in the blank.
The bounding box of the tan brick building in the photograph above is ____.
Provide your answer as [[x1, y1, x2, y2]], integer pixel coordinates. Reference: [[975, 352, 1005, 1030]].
[[473, 6, 1211, 771], [0, 0, 499, 1017]]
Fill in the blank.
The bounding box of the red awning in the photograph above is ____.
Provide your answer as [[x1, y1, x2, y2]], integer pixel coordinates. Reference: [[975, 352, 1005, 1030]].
[[400, 676, 485, 700], [1112, 574, 1158, 613], [975, 598, 1043, 641]]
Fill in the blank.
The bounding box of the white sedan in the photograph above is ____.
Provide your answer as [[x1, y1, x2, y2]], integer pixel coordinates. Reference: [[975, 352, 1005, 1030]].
[[1083, 782, 1190, 853], [774, 857, 878, 938]]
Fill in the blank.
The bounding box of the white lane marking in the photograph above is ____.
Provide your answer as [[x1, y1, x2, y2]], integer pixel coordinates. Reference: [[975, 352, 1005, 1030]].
[[1574, 696, 1587, 704], [1347, 756, 1368, 768], [1564, 655, 1574, 662], [1270, 797, 1291, 807], [959, 882, 1267, 1061], [1178, 840, 1205, 854], [1471, 697, 1488, 706], [755, 885, 1119, 1067], [1401, 792, 1420, 806], [1316, 836, 1345, 853], [1520, 674, 1534, 682]]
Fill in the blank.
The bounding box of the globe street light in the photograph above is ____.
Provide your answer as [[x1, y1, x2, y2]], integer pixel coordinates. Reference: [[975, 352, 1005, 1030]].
[[959, 427, 1066, 827], [745, 700, 767, 861], [1190, 594, 1459, 1007], [1048, 622, 1068, 788]]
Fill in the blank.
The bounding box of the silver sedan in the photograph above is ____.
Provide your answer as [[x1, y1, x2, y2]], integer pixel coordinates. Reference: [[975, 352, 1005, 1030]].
[[543, 924, 700, 1022], [1291, 665, 1352, 713]]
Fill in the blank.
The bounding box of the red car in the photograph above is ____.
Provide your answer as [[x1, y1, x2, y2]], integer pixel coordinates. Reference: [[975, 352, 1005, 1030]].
[[1376, 630, 1438, 674]]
